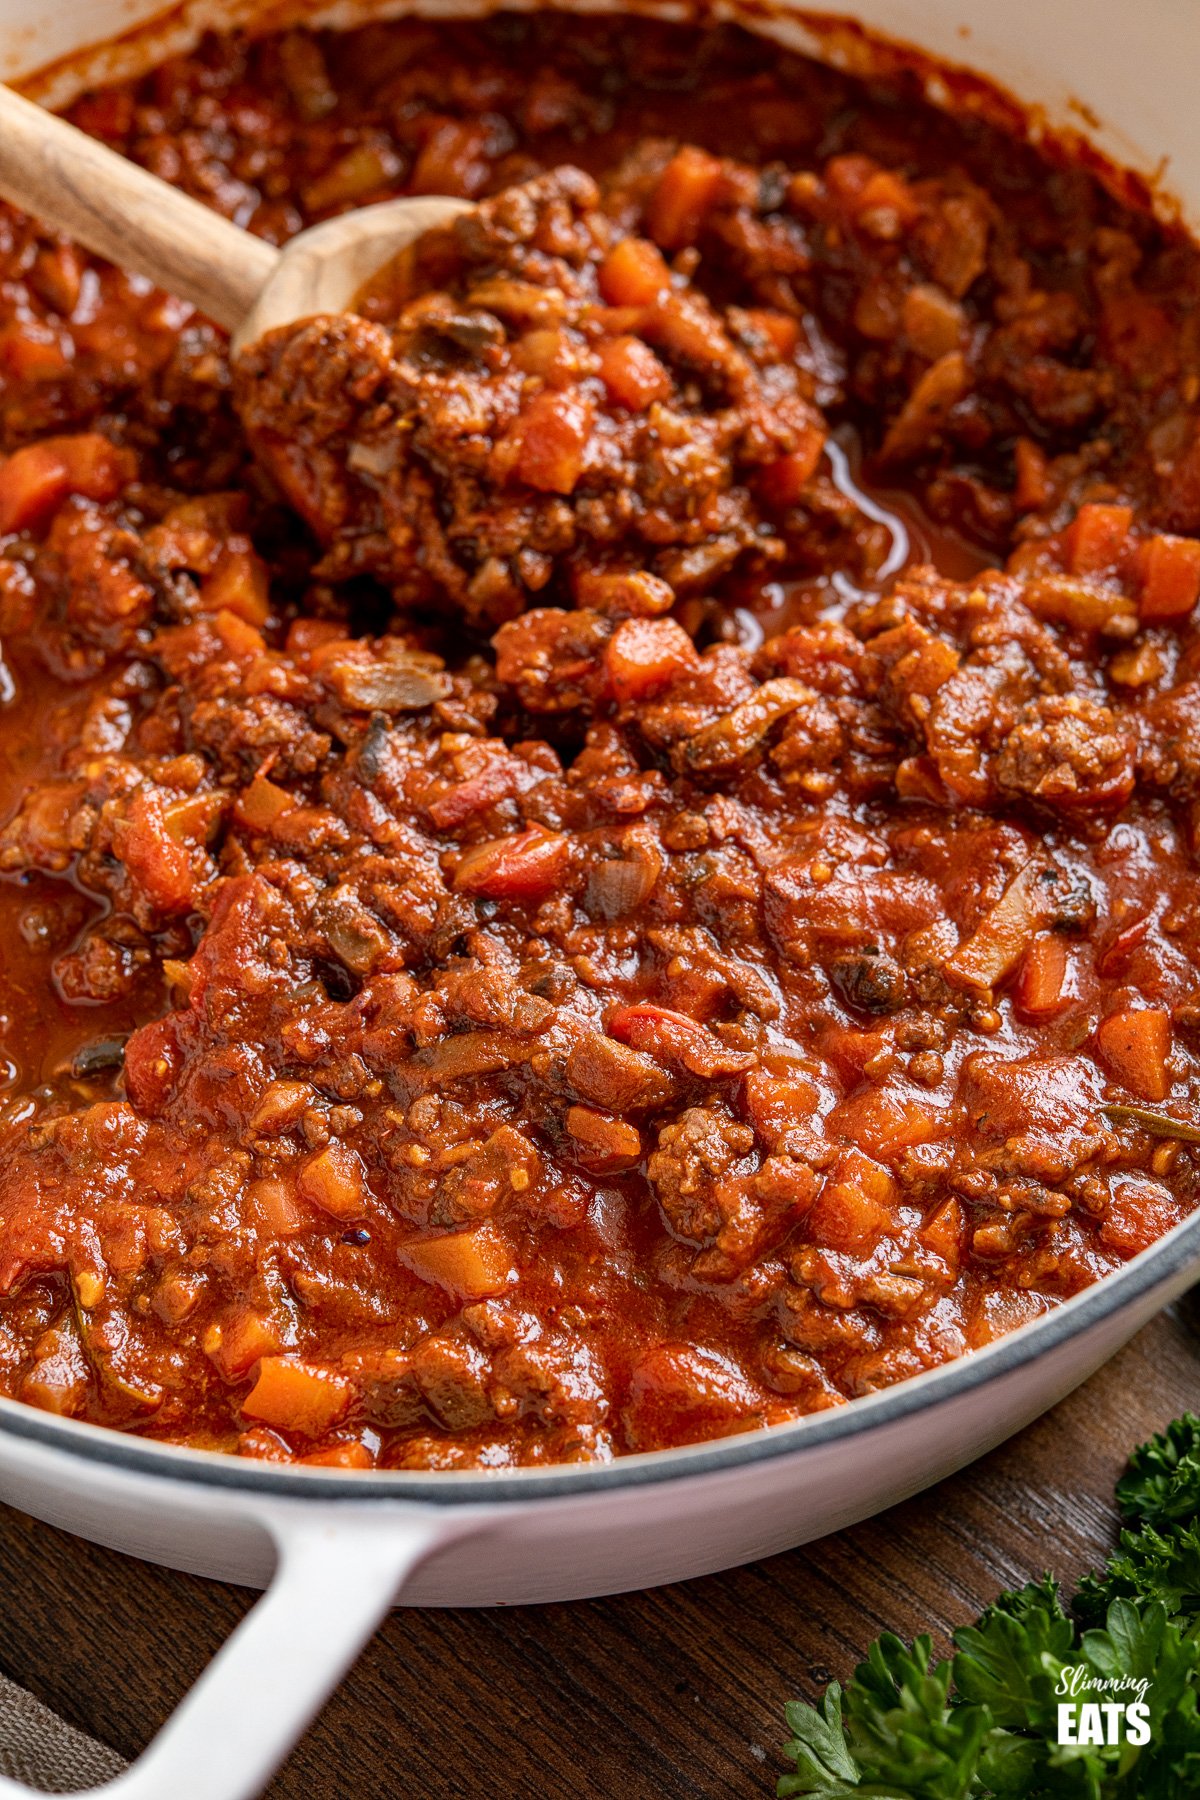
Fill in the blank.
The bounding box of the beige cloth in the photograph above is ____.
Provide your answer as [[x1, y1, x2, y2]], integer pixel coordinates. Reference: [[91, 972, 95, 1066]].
[[0, 1675, 126, 1794]]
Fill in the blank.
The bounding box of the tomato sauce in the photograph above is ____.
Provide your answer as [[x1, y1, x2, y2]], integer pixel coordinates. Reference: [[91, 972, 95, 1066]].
[[0, 16, 1198, 1468]]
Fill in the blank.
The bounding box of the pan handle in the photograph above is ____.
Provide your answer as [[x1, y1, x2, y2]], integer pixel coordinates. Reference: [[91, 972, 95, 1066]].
[[0, 1502, 467, 1800]]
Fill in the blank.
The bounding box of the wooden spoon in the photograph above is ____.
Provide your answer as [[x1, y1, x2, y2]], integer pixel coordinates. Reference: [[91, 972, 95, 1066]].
[[0, 83, 472, 354]]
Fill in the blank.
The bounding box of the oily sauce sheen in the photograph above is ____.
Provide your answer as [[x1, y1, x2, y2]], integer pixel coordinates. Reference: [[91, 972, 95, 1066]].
[[0, 17, 1199, 1468]]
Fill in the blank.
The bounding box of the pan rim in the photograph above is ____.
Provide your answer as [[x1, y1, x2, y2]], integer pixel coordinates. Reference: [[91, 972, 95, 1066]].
[[2, 1202, 1197, 1506]]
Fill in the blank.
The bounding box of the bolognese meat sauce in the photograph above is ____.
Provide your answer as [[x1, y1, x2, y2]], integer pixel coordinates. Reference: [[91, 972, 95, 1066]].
[[1, 18, 1199, 1467]]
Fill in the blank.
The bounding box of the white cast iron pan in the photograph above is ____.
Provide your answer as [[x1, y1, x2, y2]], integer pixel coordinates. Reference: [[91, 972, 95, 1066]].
[[1, 2, 1199, 1796]]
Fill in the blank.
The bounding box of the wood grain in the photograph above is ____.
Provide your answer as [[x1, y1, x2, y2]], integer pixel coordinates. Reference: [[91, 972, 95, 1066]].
[[1, 1296, 1197, 1799], [0, 84, 275, 331]]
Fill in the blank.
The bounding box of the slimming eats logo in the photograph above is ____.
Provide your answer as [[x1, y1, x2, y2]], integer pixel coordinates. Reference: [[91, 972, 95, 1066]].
[[1055, 1666, 1152, 1747]]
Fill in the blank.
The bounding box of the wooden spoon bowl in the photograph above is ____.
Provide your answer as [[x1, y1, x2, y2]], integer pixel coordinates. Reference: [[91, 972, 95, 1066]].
[[0, 82, 471, 352]]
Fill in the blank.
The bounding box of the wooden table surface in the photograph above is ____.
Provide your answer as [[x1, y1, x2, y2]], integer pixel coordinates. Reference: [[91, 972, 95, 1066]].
[[2, 1293, 1197, 1799]]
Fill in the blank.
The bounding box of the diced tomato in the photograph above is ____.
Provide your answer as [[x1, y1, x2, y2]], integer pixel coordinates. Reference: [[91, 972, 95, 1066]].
[[1095, 1006, 1172, 1102], [647, 146, 724, 250], [1064, 502, 1133, 576], [243, 1358, 353, 1437], [427, 756, 521, 829], [1096, 914, 1151, 978], [0, 434, 133, 535], [511, 388, 594, 494], [598, 238, 671, 307], [1136, 533, 1200, 622], [122, 1015, 184, 1115], [1015, 933, 1070, 1020], [453, 826, 570, 901], [623, 1344, 768, 1452], [606, 1002, 754, 1078], [596, 336, 672, 411], [1099, 1177, 1182, 1258], [757, 430, 827, 508], [605, 616, 697, 700], [111, 789, 197, 915]]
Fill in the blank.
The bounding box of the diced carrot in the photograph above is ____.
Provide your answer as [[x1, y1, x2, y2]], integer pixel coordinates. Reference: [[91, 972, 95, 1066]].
[[399, 1223, 515, 1301], [596, 336, 672, 411], [453, 827, 570, 902], [855, 168, 920, 228], [248, 1176, 309, 1238], [1015, 933, 1070, 1020], [742, 1069, 821, 1144], [823, 154, 878, 205], [111, 789, 197, 914], [213, 610, 267, 661], [757, 430, 827, 508], [243, 1357, 353, 1437], [511, 388, 594, 494], [807, 1151, 896, 1252], [200, 546, 271, 625], [1065, 502, 1133, 576], [286, 618, 347, 663], [598, 238, 671, 307], [298, 1142, 368, 1221], [647, 146, 724, 251], [1013, 437, 1050, 512], [0, 327, 70, 382], [826, 1087, 939, 1161], [605, 617, 697, 701], [206, 1308, 285, 1382], [744, 309, 802, 358], [301, 1440, 374, 1469], [1095, 1006, 1172, 1102], [1136, 533, 1200, 622], [0, 434, 132, 535], [575, 568, 675, 616]]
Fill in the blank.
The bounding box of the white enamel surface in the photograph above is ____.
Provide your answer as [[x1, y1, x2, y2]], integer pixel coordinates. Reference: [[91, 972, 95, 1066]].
[[0, 3, 1197, 1793]]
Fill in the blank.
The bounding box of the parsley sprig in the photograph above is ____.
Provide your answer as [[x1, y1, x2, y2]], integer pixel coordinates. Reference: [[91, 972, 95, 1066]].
[[779, 1414, 1200, 1797]]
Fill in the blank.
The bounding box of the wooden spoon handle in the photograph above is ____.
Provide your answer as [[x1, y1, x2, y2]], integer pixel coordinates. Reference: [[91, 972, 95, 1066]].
[[0, 83, 278, 331]]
